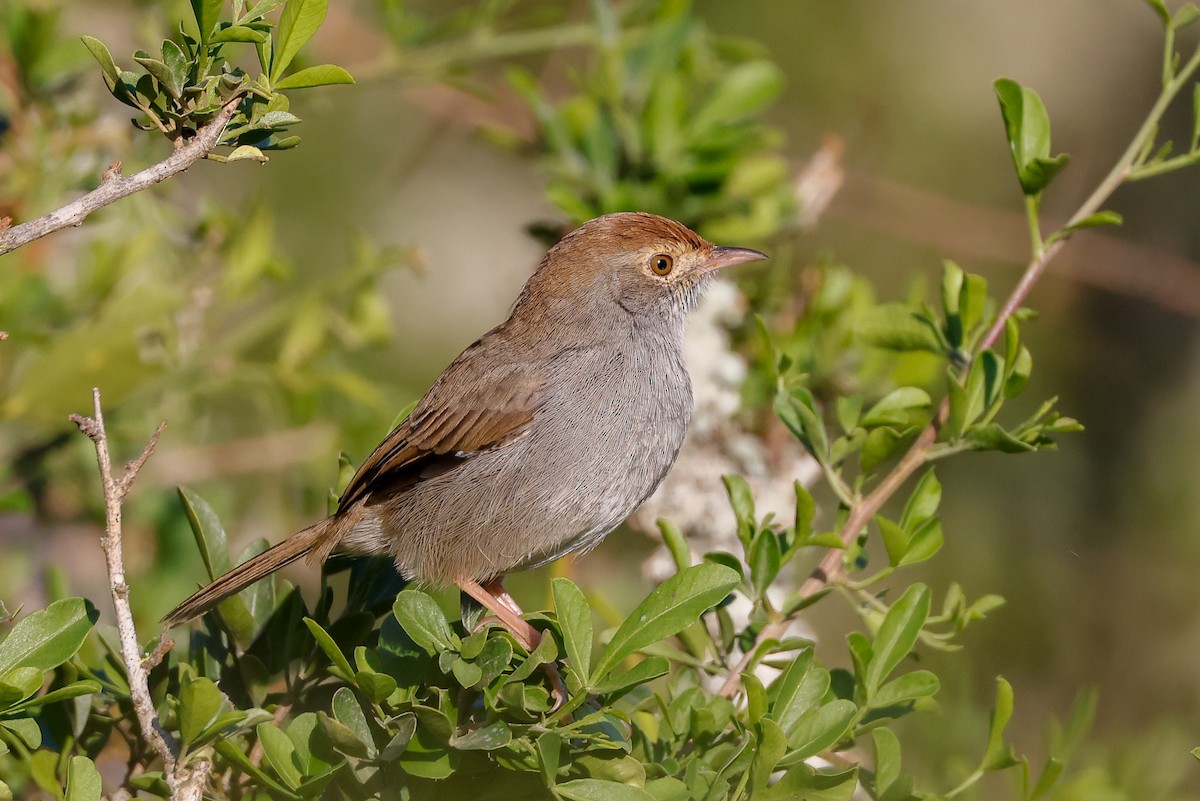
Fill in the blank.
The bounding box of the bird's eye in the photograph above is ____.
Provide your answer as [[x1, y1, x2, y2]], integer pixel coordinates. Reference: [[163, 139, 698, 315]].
[[650, 254, 674, 276]]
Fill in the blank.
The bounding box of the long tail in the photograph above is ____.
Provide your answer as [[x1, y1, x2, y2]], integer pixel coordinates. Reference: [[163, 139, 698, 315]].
[[163, 513, 351, 626]]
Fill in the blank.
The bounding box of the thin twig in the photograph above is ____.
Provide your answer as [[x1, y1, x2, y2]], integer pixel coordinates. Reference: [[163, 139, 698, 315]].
[[71, 388, 210, 801], [0, 99, 241, 257]]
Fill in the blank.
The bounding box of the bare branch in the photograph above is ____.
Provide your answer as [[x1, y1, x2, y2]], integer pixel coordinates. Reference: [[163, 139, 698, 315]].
[[71, 388, 207, 800], [0, 100, 241, 257]]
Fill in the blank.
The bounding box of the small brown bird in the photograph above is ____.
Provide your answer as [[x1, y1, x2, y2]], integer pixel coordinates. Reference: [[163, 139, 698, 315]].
[[165, 212, 766, 651]]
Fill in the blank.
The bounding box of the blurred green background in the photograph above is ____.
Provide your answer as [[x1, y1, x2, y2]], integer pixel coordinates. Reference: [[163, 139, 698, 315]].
[[2, 0, 1199, 795]]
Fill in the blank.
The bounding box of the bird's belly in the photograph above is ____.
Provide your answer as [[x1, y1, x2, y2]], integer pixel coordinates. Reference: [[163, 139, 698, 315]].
[[353, 352, 691, 585]]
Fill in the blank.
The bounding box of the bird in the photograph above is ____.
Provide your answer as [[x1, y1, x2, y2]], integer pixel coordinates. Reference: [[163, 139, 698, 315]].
[[164, 212, 767, 654]]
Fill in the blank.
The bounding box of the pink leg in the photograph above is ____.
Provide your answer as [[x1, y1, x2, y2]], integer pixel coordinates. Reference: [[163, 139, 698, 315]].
[[459, 578, 541, 652], [459, 577, 567, 710]]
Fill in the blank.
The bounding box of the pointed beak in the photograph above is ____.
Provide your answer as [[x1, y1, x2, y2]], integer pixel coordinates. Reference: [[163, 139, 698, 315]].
[[704, 246, 768, 271]]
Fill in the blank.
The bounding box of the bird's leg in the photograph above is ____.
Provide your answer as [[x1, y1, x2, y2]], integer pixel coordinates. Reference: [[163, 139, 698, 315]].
[[458, 578, 540, 652], [458, 577, 568, 710]]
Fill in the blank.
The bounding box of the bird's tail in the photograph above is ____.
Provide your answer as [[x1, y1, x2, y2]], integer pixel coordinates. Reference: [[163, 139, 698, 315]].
[[163, 514, 350, 626]]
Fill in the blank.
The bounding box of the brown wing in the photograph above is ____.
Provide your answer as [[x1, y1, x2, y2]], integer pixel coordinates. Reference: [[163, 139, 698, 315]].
[[338, 336, 545, 510]]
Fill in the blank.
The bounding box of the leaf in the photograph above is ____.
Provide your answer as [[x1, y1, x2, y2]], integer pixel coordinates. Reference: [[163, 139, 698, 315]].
[[786, 700, 857, 759], [302, 618, 355, 680], [1060, 211, 1123, 235], [793, 482, 815, 540], [593, 656, 670, 697], [898, 518, 943, 566], [553, 578, 593, 682], [190, 0, 224, 43], [80, 36, 120, 89], [691, 61, 784, 134], [1146, 0, 1170, 25], [6, 680, 101, 715], [748, 530, 782, 595], [856, 303, 944, 353], [865, 584, 931, 694], [590, 563, 738, 683], [0, 597, 98, 677], [392, 591, 456, 656], [272, 0, 327, 82], [994, 78, 1070, 195], [723, 474, 756, 546], [257, 723, 302, 789], [179, 677, 224, 747], [210, 25, 269, 43], [899, 471, 941, 532], [331, 687, 375, 758], [538, 731, 562, 787], [226, 145, 268, 163], [872, 670, 940, 708], [556, 779, 656, 801], [275, 64, 355, 89], [861, 388, 931, 428], [774, 389, 829, 461], [450, 720, 512, 751], [769, 647, 819, 733], [877, 516, 908, 568], [967, 424, 1036, 453], [982, 677, 1020, 771], [64, 755, 101, 801], [178, 487, 231, 580]]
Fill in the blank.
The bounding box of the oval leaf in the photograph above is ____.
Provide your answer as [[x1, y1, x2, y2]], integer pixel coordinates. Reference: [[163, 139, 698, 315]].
[[0, 598, 98, 677], [275, 64, 355, 90], [590, 564, 738, 683]]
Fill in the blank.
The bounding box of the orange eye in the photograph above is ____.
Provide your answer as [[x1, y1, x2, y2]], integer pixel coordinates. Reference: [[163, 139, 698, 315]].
[[650, 254, 674, 276]]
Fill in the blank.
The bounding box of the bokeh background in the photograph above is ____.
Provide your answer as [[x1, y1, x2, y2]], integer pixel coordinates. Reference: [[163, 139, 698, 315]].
[[3, 0, 1199, 796]]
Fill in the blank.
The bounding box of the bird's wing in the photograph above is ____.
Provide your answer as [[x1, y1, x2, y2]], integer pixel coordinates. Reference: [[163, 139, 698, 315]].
[[338, 336, 545, 510]]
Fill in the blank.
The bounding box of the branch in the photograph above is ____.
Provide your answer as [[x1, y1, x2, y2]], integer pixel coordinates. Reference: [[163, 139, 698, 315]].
[[70, 389, 209, 801], [0, 99, 241, 257]]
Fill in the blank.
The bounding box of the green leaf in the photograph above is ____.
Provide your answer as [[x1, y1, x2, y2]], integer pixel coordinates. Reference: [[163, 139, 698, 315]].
[[0, 597, 98, 677], [749, 530, 782, 595], [898, 518, 943, 566], [872, 727, 902, 794], [64, 755, 101, 801], [275, 64, 355, 89], [967, 424, 1036, 453], [226, 145, 268, 163], [793, 482, 815, 541], [774, 389, 830, 461], [769, 647, 819, 733], [552, 578, 593, 682], [6, 679, 101, 714], [856, 303, 944, 353], [179, 676, 224, 747], [1, 718, 41, 749], [178, 487, 231, 580], [762, 764, 859, 801], [331, 686, 375, 758], [1146, 0, 1171, 25], [1172, 3, 1200, 29], [861, 427, 902, 475], [272, 0, 327, 82], [538, 731, 562, 787], [450, 720, 512, 751], [80, 36, 120, 89], [210, 24, 269, 43], [877, 516, 908, 568], [302, 618, 355, 680], [392, 591, 456, 655], [190, 0, 224, 43], [786, 700, 857, 759], [1060, 211, 1123, 235], [556, 779, 656, 801], [865, 584, 931, 694], [982, 677, 1020, 770], [690, 61, 783, 134], [593, 656, 670, 697], [994, 78, 1070, 195], [861, 388, 931, 428], [899, 470, 941, 532], [872, 670, 940, 708], [590, 563, 739, 683], [257, 723, 302, 789], [0, 667, 41, 705], [723, 474, 756, 546]]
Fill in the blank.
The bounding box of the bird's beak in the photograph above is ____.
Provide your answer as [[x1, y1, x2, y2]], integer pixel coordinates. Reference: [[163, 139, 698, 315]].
[[704, 246, 768, 271]]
